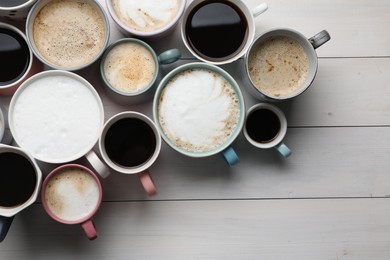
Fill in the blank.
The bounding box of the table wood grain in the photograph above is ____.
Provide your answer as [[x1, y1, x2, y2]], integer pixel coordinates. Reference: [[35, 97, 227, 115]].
[[0, 0, 390, 259]]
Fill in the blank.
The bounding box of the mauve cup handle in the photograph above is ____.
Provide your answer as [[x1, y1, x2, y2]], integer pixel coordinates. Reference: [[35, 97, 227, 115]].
[[0, 216, 14, 242], [275, 143, 291, 158], [81, 220, 98, 240], [138, 170, 157, 196], [85, 150, 111, 179], [222, 147, 240, 167], [309, 30, 331, 49], [158, 49, 181, 65], [252, 3, 268, 17]]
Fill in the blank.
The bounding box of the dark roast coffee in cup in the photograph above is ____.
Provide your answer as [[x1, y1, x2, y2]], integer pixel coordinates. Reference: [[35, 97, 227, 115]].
[[185, 0, 248, 62], [0, 152, 37, 207], [0, 28, 30, 86], [246, 108, 280, 143], [104, 117, 157, 168]]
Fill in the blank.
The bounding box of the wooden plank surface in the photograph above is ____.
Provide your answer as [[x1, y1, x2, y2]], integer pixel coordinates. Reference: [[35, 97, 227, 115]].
[[0, 0, 390, 258]]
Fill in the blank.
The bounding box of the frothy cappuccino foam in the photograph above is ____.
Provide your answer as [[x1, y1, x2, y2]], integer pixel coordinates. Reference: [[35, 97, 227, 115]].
[[158, 69, 240, 153], [112, 0, 179, 32], [11, 75, 102, 162], [32, 0, 106, 68], [103, 42, 156, 93], [45, 168, 100, 222]]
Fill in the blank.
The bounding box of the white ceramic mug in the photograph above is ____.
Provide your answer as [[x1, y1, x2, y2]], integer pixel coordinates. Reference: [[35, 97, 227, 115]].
[[244, 28, 331, 101], [181, 0, 268, 65], [0, 144, 42, 242], [106, 0, 187, 38], [244, 103, 291, 157]]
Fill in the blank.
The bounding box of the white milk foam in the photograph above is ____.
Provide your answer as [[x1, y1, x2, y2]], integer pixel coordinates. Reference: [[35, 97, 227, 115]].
[[12, 75, 102, 162], [45, 168, 100, 221], [103, 42, 156, 93], [158, 69, 240, 153], [112, 0, 179, 32], [248, 35, 309, 98]]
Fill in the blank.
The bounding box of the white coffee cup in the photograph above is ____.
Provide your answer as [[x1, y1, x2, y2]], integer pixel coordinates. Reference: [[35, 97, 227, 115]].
[[181, 0, 268, 65], [243, 103, 291, 157], [106, 0, 187, 38]]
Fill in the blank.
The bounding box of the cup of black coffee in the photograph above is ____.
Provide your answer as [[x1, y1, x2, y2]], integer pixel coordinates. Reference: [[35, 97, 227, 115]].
[[243, 103, 291, 157], [0, 22, 41, 95], [0, 144, 42, 242], [181, 0, 268, 65]]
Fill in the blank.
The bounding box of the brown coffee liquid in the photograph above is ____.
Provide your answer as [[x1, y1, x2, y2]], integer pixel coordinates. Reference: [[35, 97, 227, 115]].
[[104, 118, 156, 168], [0, 152, 37, 207], [186, 1, 248, 61], [246, 109, 280, 143]]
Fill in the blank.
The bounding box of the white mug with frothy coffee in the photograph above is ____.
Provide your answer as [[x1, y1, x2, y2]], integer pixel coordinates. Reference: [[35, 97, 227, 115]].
[[153, 62, 245, 166], [244, 28, 331, 101], [106, 0, 187, 38], [26, 0, 110, 71]]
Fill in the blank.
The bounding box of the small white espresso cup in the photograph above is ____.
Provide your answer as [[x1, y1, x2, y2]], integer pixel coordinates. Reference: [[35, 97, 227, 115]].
[[0, 0, 37, 20], [181, 0, 268, 65], [243, 103, 291, 157], [106, 0, 187, 38]]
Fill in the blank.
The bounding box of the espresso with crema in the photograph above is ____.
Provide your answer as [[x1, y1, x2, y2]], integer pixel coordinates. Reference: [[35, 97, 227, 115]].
[[248, 36, 309, 98], [44, 167, 100, 221], [158, 69, 240, 153], [103, 42, 156, 93], [32, 0, 106, 69], [111, 0, 179, 32]]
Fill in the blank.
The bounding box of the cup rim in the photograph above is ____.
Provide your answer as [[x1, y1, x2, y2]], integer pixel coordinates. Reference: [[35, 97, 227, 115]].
[[8, 70, 105, 164], [153, 62, 245, 158], [243, 103, 287, 149], [41, 164, 103, 225], [106, 0, 187, 38], [0, 106, 4, 142], [0, 0, 36, 10], [0, 144, 42, 217], [180, 0, 256, 65], [99, 111, 162, 174], [100, 38, 159, 97], [25, 0, 110, 71], [245, 27, 319, 101], [0, 22, 34, 90]]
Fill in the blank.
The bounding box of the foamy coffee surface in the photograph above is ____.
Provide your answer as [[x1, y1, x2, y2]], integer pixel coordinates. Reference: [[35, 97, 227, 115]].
[[104, 42, 156, 93], [32, 0, 106, 68], [112, 0, 179, 32], [11, 75, 102, 162], [248, 36, 309, 98], [45, 168, 100, 222], [158, 69, 240, 153]]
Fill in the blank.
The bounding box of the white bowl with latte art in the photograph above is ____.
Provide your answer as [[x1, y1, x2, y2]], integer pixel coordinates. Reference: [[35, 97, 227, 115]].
[[153, 63, 245, 166]]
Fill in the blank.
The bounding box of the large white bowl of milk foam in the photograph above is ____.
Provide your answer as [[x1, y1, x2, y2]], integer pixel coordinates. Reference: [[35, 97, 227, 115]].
[[9, 70, 104, 164]]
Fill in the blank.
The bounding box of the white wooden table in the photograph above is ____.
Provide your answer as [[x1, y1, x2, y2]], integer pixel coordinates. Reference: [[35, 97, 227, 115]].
[[1, 0, 390, 259]]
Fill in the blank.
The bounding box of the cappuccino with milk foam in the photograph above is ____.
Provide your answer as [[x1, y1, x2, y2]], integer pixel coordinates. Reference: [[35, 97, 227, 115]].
[[248, 35, 309, 98], [158, 69, 240, 153], [112, 0, 179, 32], [32, 0, 106, 69], [44, 167, 100, 221], [103, 42, 156, 93]]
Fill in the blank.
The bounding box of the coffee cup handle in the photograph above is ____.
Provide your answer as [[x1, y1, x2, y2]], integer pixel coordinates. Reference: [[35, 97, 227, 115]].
[[81, 220, 98, 240], [275, 143, 291, 158], [85, 150, 111, 179], [309, 30, 331, 49], [222, 147, 240, 167], [138, 170, 157, 196], [158, 49, 181, 65], [252, 3, 268, 17], [0, 216, 14, 242]]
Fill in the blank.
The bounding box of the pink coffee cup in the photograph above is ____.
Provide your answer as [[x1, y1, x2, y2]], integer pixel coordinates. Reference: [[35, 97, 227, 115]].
[[41, 164, 103, 240]]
